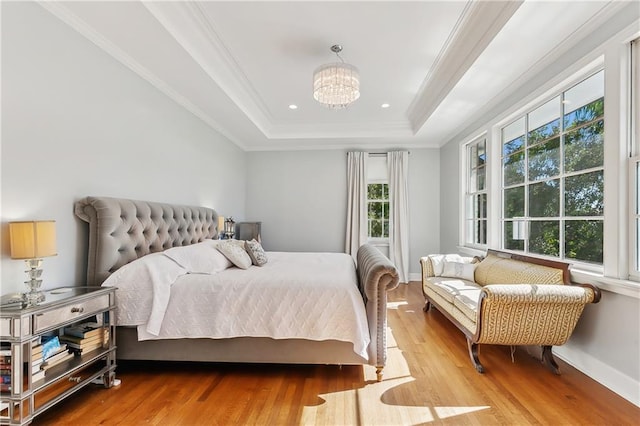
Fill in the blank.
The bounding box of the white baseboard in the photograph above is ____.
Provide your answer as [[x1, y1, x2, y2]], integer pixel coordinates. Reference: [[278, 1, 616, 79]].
[[554, 344, 640, 407]]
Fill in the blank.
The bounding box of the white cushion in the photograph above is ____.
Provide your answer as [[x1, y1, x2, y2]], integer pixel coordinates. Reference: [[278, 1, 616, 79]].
[[428, 254, 464, 276], [441, 261, 476, 282], [216, 240, 252, 269], [245, 239, 268, 266], [164, 240, 231, 274]]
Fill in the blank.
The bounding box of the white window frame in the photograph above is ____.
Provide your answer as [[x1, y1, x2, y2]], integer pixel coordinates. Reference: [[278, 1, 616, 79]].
[[366, 155, 389, 245], [463, 136, 488, 249], [499, 70, 605, 267]]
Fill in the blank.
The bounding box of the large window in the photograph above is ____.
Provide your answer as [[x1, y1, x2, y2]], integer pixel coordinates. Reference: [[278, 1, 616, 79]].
[[465, 138, 488, 247], [501, 70, 604, 264]]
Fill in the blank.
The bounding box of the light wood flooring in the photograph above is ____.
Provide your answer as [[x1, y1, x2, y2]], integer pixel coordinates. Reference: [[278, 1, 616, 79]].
[[33, 281, 639, 425]]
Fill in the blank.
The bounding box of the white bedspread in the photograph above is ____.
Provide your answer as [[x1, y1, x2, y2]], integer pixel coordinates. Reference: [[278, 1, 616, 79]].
[[102, 248, 370, 359]]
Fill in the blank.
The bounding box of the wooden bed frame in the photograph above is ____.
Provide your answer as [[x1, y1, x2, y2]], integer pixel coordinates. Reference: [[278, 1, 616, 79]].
[[74, 196, 399, 380]]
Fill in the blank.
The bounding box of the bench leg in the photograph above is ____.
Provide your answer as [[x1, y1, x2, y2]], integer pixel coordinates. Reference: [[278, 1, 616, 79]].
[[467, 338, 485, 373], [541, 345, 561, 375], [423, 300, 431, 312]]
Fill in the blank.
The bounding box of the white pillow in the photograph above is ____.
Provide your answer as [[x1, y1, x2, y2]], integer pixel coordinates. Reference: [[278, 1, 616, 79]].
[[428, 254, 464, 276], [441, 261, 476, 282], [164, 240, 231, 274], [216, 240, 252, 269]]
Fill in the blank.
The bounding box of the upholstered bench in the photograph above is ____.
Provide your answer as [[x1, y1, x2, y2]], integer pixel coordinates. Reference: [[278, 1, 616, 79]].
[[420, 249, 601, 373]]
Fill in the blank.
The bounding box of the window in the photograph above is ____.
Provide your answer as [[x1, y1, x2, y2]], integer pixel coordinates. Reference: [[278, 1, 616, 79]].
[[367, 155, 389, 239], [367, 184, 389, 238], [465, 138, 488, 247], [501, 70, 604, 264]]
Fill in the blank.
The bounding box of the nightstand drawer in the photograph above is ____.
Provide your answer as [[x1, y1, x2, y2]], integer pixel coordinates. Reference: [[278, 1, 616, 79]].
[[34, 294, 110, 332]]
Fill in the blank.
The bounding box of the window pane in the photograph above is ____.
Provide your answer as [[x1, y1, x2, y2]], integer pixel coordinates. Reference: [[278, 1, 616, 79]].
[[563, 70, 604, 128], [477, 219, 487, 244], [529, 221, 560, 257], [504, 221, 525, 251], [383, 220, 389, 238], [564, 98, 604, 131], [368, 202, 382, 219], [504, 187, 525, 218], [565, 171, 604, 216], [528, 137, 560, 181], [565, 220, 603, 263], [370, 220, 382, 238], [466, 220, 474, 244], [477, 165, 486, 190], [477, 193, 487, 219], [529, 179, 559, 217], [564, 120, 604, 173], [478, 141, 486, 166], [382, 184, 388, 199], [528, 96, 560, 138], [368, 184, 382, 199], [502, 117, 525, 148], [382, 202, 389, 219], [503, 136, 525, 156], [503, 152, 525, 186]]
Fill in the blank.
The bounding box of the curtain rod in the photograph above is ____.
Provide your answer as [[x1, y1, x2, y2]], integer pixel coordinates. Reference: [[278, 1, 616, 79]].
[[347, 151, 411, 156]]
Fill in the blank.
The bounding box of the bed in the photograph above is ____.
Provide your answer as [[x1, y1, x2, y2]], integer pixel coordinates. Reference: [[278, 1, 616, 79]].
[[74, 196, 400, 380]]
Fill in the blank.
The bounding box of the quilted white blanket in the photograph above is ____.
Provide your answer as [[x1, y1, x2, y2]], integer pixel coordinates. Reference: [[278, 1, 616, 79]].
[[102, 243, 370, 359]]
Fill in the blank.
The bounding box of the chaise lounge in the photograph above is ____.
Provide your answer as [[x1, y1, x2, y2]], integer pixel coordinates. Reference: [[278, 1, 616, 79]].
[[420, 249, 601, 374]]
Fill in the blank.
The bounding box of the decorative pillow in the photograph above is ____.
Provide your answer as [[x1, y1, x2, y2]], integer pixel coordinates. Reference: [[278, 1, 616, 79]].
[[441, 261, 476, 282], [245, 239, 268, 266], [428, 254, 464, 276], [164, 240, 231, 273], [216, 240, 252, 269]]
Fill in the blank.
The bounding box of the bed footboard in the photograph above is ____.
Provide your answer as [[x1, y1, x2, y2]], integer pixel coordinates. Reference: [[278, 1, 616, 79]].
[[356, 244, 400, 381]]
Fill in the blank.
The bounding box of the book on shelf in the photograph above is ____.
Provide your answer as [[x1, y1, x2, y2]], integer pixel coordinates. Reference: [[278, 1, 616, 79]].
[[0, 383, 11, 392], [31, 369, 45, 383], [63, 322, 103, 339], [42, 351, 74, 371], [0, 369, 10, 376], [60, 330, 109, 346], [0, 375, 10, 384], [32, 358, 43, 371], [32, 344, 43, 356], [41, 336, 61, 359], [64, 339, 106, 353]]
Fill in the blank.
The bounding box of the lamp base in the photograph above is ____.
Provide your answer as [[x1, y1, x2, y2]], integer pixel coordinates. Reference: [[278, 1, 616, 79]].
[[23, 290, 45, 306]]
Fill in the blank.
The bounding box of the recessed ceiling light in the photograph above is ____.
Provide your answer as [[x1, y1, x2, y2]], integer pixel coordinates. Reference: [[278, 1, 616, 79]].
[[381, 103, 390, 108], [288, 104, 298, 110]]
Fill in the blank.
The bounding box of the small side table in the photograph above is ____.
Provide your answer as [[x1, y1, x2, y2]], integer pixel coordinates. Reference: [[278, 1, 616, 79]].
[[0, 286, 116, 425]]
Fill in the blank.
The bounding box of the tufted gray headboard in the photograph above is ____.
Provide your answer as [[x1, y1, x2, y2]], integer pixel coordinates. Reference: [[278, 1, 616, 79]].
[[75, 196, 219, 285]]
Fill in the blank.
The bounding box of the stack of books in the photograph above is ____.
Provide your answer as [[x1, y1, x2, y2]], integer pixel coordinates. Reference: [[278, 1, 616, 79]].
[[31, 341, 45, 383], [41, 336, 73, 372], [60, 323, 109, 355], [0, 346, 11, 393]]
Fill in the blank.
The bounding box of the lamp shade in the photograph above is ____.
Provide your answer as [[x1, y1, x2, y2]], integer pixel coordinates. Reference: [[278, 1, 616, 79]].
[[9, 221, 57, 259], [217, 216, 225, 235]]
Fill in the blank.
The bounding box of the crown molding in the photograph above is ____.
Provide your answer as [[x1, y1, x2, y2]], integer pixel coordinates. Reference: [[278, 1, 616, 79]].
[[37, 1, 247, 150], [407, 0, 523, 133], [268, 121, 413, 140]]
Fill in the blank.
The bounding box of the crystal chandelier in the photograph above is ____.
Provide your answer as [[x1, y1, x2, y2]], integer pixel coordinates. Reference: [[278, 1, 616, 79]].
[[313, 45, 360, 109]]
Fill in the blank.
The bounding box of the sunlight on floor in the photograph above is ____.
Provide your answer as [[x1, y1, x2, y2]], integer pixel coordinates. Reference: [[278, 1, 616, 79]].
[[300, 329, 491, 425]]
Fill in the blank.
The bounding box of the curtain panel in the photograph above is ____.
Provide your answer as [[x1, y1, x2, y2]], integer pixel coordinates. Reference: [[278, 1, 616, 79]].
[[388, 151, 409, 283], [345, 152, 368, 260]]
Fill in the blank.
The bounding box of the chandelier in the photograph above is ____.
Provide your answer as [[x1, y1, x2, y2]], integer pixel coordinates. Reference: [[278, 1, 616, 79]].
[[313, 45, 360, 109]]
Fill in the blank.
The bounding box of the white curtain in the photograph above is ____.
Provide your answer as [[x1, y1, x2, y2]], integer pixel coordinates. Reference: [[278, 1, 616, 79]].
[[345, 152, 368, 260], [387, 151, 409, 283]]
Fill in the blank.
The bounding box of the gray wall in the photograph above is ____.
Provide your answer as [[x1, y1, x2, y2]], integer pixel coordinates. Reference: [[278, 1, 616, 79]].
[[1, 2, 246, 295], [246, 148, 440, 278]]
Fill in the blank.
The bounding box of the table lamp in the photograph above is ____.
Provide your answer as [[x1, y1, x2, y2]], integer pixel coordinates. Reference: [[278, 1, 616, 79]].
[[9, 220, 57, 305]]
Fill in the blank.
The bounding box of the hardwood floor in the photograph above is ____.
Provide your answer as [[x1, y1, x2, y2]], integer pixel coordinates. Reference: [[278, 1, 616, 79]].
[[33, 282, 639, 425]]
